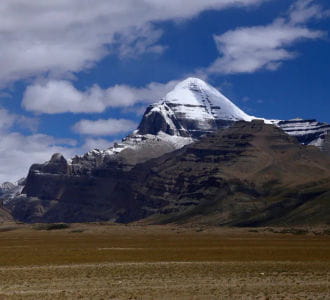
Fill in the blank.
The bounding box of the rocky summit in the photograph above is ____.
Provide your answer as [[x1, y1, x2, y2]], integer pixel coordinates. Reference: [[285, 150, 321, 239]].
[[4, 77, 330, 224]]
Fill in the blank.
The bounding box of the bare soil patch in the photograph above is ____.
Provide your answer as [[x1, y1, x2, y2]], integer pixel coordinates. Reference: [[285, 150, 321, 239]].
[[0, 223, 329, 299]]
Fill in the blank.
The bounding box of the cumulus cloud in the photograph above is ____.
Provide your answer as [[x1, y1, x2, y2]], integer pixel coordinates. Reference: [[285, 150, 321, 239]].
[[0, 0, 266, 86], [0, 108, 127, 182], [0, 108, 38, 132], [73, 118, 137, 136], [0, 132, 77, 183], [0, 108, 76, 182], [22, 79, 179, 114], [208, 0, 326, 74]]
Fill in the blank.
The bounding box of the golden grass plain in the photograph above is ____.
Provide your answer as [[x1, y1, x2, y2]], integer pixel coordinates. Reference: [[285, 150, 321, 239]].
[[0, 223, 330, 299]]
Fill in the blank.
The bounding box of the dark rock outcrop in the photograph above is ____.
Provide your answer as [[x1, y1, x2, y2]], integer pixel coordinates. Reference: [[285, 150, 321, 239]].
[[5, 78, 330, 225], [0, 197, 12, 222], [8, 121, 330, 225]]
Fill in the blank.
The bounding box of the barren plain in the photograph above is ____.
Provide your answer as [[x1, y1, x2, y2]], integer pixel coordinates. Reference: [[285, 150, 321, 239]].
[[0, 223, 330, 299]]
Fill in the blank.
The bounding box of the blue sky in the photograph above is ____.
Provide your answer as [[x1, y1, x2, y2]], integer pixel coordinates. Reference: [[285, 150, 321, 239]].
[[0, 0, 329, 182]]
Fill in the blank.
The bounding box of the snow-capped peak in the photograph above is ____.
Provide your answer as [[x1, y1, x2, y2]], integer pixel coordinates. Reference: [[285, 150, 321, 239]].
[[163, 77, 253, 122]]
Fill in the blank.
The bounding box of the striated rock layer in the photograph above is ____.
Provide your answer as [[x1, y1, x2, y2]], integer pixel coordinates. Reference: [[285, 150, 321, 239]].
[[23, 77, 329, 182], [5, 77, 330, 224], [8, 121, 330, 225]]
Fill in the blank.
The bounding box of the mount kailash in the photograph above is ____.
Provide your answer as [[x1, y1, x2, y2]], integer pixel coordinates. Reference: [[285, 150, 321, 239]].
[[2, 77, 330, 224]]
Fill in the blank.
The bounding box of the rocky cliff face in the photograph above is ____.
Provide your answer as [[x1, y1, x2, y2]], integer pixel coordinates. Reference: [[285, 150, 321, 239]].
[[5, 77, 330, 224], [0, 183, 14, 221], [277, 119, 330, 146], [138, 78, 253, 138], [8, 121, 330, 225], [0, 179, 25, 204], [118, 120, 330, 226], [0, 207, 12, 222], [23, 77, 328, 186], [137, 78, 330, 146]]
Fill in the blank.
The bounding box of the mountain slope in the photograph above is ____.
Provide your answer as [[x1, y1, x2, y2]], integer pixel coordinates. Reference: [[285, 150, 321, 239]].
[[0, 207, 12, 222], [118, 120, 330, 225], [0, 179, 25, 204], [5, 77, 330, 224], [8, 121, 330, 225], [138, 77, 254, 138], [53, 77, 330, 176]]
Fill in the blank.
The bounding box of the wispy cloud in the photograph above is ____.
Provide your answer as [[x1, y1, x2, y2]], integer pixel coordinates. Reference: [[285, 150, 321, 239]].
[[207, 0, 327, 75], [0, 0, 267, 86], [0, 132, 77, 182], [112, 24, 166, 59], [0, 109, 76, 182], [288, 0, 330, 25], [0, 108, 38, 133], [73, 118, 137, 136]]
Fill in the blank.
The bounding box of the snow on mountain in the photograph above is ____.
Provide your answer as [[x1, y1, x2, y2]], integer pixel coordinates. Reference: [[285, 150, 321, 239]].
[[70, 77, 256, 169], [0, 182, 16, 191], [138, 77, 256, 138], [69, 132, 193, 173], [0, 179, 25, 204], [164, 77, 253, 122], [33, 77, 330, 174], [277, 119, 330, 146]]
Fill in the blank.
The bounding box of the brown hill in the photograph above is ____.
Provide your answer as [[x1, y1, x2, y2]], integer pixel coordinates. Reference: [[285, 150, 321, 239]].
[[8, 120, 330, 225], [121, 120, 330, 226]]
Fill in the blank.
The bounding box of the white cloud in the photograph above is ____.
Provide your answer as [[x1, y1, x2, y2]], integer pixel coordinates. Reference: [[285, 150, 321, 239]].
[[113, 24, 166, 59], [0, 109, 16, 131], [73, 118, 137, 136], [0, 132, 77, 183], [22, 79, 179, 114], [0, 0, 266, 86], [22, 81, 105, 114], [0, 108, 38, 132], [0, 133, 77, 182], [0, 107, 77, 182], [207, 0, 326, 74], [15, 116, 39, 133], [289, 0, 330, 25]]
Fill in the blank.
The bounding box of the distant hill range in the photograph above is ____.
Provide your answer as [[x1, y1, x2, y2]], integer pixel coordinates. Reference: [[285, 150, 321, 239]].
[[3, 78, 330, 225]]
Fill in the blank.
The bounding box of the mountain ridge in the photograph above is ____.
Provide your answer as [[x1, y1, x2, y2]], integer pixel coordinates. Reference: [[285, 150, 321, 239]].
[[3, 77, 330, 224], [8, 120, 330, 225], [47, 77, 330, 177]]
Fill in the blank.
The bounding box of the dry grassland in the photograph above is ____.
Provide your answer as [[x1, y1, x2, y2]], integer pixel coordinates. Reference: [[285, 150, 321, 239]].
[[0, 223, 329, 299]]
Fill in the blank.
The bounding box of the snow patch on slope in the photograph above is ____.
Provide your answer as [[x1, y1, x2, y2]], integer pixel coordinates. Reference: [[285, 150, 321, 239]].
[[164, 77, 254, 122]]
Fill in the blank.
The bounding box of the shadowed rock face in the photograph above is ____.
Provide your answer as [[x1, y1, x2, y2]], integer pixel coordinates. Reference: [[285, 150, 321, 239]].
[[5, 78, 330, 225], [0, 208, 12, 222], [8, 121, 330, 225], [0, 199, 12, 222], [121, 120, 330, 226]]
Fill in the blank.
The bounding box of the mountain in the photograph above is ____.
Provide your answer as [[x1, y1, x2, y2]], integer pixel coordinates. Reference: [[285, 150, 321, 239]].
[[137, 77, 330, 146], [0, 179, 25, 204], [0, 182, 18, 222], [0, 207, 12, 222], [138, 77, 254, 138], [126, 120, 330, 226], [34, 77, 329, 177], [5, 77, 330, 224], [8, 120, 330, 225], [0, 182, 16, 193]]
